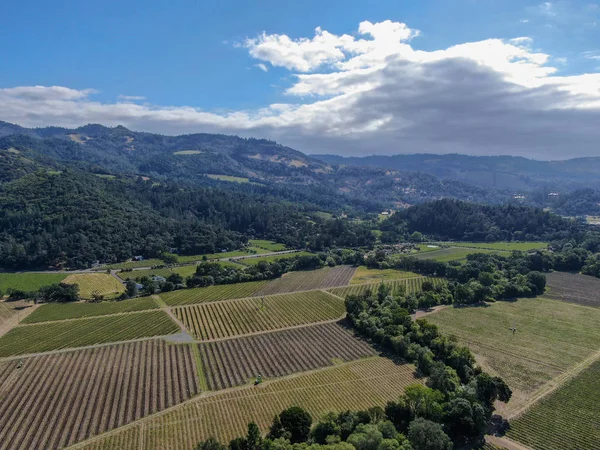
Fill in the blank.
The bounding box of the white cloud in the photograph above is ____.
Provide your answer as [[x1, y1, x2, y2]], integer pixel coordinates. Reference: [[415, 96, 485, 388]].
[[255, 63, 269, 72], [2, 20, 600, 159], [582, 51, 600, 60], [520, 19, 530, 23], [117, 95, 146, 101], [540, 2, 557, 17]]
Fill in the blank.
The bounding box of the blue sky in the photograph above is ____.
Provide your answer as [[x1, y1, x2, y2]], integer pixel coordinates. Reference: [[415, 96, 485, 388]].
[[1, 0, 600, 158]]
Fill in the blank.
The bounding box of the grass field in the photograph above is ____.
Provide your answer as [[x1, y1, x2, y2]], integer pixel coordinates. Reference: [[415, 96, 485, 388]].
[[413, 247, 502, 262], [240, 251, 313, 266], [62, 273, 125, 299], [75, 357, 420, 450], [427, 297, 600, 413], [436, 241, 547, 251], [0, 310, 179, 356], [173, 150, 203, 155], [248, 239, 287, 252], [22, 297, 158, 323], [160, 281, 268, 306], [118, 265, 197, 281], [174, 290, 345, 340], [207, 174, 250, 183], [103, 259, 165, 270], [328, 276, 445, 299], [350, 266, 420, 284], [0, 340, 199, 450], [0, 272, 67, 293], [507, 359, 600, 450], [255, 266, 356, 296]]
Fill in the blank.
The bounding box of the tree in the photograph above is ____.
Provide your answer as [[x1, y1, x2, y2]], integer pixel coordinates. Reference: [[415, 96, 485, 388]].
[[427, 363, 460, 396], [125, 279, 138, 297], [346, 424, 383, 450], [312, 412, 341, 444], [278, 406, 312, 443], [407, 418, 452, 450], [443, 398, 487, 440], [36, 283, 79, 303], [409, 232, 423, 243], [194, 437, 225, 450], [246, 422, 262, 450]]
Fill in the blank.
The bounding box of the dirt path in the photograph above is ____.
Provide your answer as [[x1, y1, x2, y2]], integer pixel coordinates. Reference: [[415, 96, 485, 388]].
[[0, 303, 39, 338], [412, 304, 449, 319], [486, 435, 532, 450], [151, 295, 190, 336]]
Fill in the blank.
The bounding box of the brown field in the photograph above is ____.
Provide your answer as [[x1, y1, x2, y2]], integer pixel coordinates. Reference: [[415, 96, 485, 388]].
[[545, 271, 600, 308], [0, 340, 199, 450], [174, 290, 345, 341], [255, 265, 357, 296], [0, 301, 30, 325], [199, 321, 376, 390], [75, 357, 420, 450]]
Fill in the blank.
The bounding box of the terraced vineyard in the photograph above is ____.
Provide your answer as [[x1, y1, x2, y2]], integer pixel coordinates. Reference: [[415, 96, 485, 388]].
[[507, 359, 600, 449], [75, 358, 420, 450], [175, 291, 345, 341], [62, 273, 125, 299], [0, 310, 179, 356], [255, 265, 357, 296], [22, 297, 158, 323], [160, 281, 268, 306], [0, 340, 199, 450], [199, 321, 376, 390], [328, 276, 444, 298]]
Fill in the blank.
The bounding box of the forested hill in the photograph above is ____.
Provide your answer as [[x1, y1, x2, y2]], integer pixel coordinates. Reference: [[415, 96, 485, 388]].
[[380, 199, 579, 242]]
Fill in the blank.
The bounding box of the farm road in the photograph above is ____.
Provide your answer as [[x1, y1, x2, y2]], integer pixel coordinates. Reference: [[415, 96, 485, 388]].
[[485, 435, 532, 450], [0, 303, 39, 338]]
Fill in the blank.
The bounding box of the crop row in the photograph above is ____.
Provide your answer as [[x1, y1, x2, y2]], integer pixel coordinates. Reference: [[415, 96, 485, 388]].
[[507, 359, 600, 449], [327, 276, 445, 298], [0, 340, 199, 450], [160, 281, 269, 306], [75, 357, 420, 450], [62, 273, 125, 299], [255, 265, 357, 296], [174, 291, 345, 341], [0, 300, 29, 323], [199, 321, 376, 390], [0, 310, 179, 357], [22, 297, 158, 324]]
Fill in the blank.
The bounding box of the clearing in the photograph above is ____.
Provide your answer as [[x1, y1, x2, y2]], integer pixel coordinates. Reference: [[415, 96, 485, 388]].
[[544, 271, 600, 308], [206, 174, 250, 183], [255, 265, 356, 296], [160, 281, 269, 306], [173, 150, 203, 155], [248, 239, 287, 252], [62, 273, 125, 300], [350, 266, 420, 284]]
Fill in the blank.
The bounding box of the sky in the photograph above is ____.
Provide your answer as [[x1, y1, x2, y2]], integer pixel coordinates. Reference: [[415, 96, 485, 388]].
[[1, 0, 600, 159]]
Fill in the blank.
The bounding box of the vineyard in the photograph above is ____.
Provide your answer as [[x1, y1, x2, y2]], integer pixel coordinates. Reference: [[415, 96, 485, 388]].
[[22, 297, 158, 323], [255, 265, 357, 296], [239, 251, 314, 266], [62, 273, 125, 300], [0, 300, 30, 324], [0, 310, 179, 356], [0, 340, 199, 450], [507, 359, 600, 449], [328, 276, 445, 298], [350, 266, 420, 284], [545, 271, 600, 308], [75, 357, 420, 450], [160, 281, 268, 306], [174, 291, 345, 340], [199, 321, 376, 390]]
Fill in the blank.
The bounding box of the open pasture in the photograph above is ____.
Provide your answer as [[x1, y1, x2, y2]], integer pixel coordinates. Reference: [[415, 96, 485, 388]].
[[199, 321, 376, 390], [22, 297, 158, 324], [507, 358, 600, 450], [160, 280, 268, 306], [174, 290, 345, 341], [0, 340, 199, 450], [350, 266, 420, 284], [248, 239, 287, 251], [0, 272, 67, 294], [427, 297, 600, 412], [544, 271, 600, 308], [255, 265, 356, 296], [62, 273, 125, 299], [0, 310, 179, 356], [76, 357, 420, 450], [328, 276, 444, 299]]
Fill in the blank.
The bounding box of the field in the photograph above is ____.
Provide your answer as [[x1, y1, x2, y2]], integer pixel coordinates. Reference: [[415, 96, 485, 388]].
[[207, 174, 250, 183], [118, 264, 197, 281], [160, 281, 269, 306], [0, 300, 31, 325], [240, 251, 313, 265], [427, 297, 600, 413], [173, 150, 203, 155], [103, 259, 165, 270], [62, 273, 125, 300], [0, 340, 199, 450], [177, 250, 250, 263], [507, 359, 600, 450], [75, 357, 420, 450], [22, 297, 158, 323], [174, 291, 345, 340], [255, 265, 357, 296], [350, 266, 420, 284], [328, 276, 445, 299], [544, 271, 600, 308], [0, 272, 67, 293], [437, 241, 547, 251], [413, 247, 502, 262], [0, 310, 179, 356], [199, 321, 376, 390], [248, 239, 287, 251]]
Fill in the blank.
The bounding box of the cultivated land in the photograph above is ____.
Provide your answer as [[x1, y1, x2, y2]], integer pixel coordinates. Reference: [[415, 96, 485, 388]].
[[249, 239, 287, 251], [414, 247, 503, 262], [240, 251, 314, 266], [22, 297, 158, 323], [117, 265, 197, 281], [0, 272, 67, 293], [507, 359, 600, 450], [199, 321, 376, 390], [437, 241, 547, 251], [160, 281, 269, 306], [0, 340, 199, 450], [74, 357, 420, 450], [0, 310, 179, 356], [0, 301, 30, 324], [206, 174, 250, 183], [544, 271, 600, 308], [103, 259, 165, 270], [255, 265, 356, 296], [62, 273, 125, 299], [350, 266, 420, 284], [427, 297, 600, 414], [174, 291, 345, 341], [328, 276, 445, 299]]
